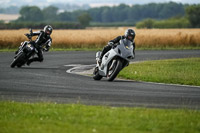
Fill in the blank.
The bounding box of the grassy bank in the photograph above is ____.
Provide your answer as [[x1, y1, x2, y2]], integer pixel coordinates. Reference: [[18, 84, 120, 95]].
[[119, 58, 200, 86], [0, 101, 199, 133]]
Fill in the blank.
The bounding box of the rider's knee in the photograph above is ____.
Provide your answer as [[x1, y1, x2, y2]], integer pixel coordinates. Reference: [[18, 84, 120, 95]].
[[104, 45, 112, 51]]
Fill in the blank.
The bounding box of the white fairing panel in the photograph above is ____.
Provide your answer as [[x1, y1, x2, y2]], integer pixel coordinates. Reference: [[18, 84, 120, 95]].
[[97, 38, 134, 77]]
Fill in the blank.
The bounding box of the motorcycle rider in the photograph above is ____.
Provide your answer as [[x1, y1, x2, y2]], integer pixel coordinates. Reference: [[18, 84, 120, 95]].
[[24, 25, 53, 66], [98, 28, 135, 64]]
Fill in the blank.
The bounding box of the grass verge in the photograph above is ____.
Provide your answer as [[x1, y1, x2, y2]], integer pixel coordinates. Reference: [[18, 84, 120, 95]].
[[118, 58, 200, 86], [0, 101, 200, 133]]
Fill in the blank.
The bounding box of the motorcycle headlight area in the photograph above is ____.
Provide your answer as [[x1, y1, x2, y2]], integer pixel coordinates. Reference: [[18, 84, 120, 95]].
[[26, 44, 34, 50], [125, 45, 133, 50]]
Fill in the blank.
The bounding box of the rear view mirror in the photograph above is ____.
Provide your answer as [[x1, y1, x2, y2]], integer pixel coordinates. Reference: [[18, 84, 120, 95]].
[[29, 28, 33, 35]]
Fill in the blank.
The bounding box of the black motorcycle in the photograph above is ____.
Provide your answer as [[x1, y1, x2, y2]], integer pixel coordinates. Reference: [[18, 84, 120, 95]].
[[10, 29, 39, 68]]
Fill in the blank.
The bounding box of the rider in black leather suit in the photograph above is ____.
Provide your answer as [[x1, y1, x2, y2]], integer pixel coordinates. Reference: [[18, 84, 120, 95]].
[[99, 28, 136, 64], [25, 25, 53, 66]]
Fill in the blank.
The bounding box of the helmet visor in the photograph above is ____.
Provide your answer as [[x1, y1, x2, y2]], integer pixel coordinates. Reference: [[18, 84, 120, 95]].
[[46, 30, 51, 35], [127, 35, 133, 40]]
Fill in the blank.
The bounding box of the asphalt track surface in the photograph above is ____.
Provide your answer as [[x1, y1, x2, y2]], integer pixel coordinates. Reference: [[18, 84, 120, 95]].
[[0, 50, 200, 109]]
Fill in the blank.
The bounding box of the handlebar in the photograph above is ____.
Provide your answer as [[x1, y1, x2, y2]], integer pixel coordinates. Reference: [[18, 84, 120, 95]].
[[24, 28, 33, 41]]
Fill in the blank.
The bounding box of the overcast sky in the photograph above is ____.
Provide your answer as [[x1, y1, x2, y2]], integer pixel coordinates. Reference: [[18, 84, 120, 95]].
[[0, 0, 200, 7]]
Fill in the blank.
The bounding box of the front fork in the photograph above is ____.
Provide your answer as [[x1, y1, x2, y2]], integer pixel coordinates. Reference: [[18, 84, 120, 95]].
[[109, 59, 117, 71], [15, 42, 27, 55]]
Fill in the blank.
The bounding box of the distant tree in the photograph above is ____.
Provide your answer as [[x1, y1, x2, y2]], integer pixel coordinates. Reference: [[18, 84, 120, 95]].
[[159, 2, 185, 19], [127, 5, 141, 22], [77, 13, 92, 26], [115, 4, 129, 21], [58, 11, 74, 21], [18, 6, 43, 22], [136, 18, 155, 29], [101, 7, 112, 22], [186, 4, 200, 28], [88, 8, 102, 22], [42, 6, 58, 21]]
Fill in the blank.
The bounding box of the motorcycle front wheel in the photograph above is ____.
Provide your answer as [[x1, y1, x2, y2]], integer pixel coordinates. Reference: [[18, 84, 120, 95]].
[[107, 59, 122, 81], [10, 52, 25, 68]]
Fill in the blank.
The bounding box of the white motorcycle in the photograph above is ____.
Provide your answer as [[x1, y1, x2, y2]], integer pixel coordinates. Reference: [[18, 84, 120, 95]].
[[93, 38, 135, 81]]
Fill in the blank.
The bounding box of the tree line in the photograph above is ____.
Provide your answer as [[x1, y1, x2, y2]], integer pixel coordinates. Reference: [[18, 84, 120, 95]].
[[0, 2, 199, 29], [16, 2, 186, 23], [136, 4, 200, 28], [88, 2, 185, 23]]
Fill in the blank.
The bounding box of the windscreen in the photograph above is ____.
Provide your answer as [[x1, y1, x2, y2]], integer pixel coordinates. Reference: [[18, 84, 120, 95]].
[[121, 39, 133, 50]]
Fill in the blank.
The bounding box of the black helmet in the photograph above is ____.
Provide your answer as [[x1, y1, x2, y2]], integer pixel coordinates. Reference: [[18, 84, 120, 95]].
[[44, 25, 53, 35], [124, 29, 135, 41]]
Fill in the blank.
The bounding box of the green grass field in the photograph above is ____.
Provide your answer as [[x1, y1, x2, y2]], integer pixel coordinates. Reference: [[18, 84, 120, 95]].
[[118, 58, 200, 86], [0, 101, 200, 133]]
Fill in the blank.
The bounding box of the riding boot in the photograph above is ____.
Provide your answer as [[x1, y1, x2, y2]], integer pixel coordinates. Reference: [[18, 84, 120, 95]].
[[98, 49, 106, 64], [26, 58, 40, 66], [99, 45, 112, 64], [26, 59, 34, 66]]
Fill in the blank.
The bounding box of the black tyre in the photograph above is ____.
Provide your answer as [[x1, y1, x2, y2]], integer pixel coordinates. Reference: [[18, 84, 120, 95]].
[[93, 67, 103, 80], [107, 59, 122, 81], [10, 52, 25, 68], [17, 64, 23, 68]]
